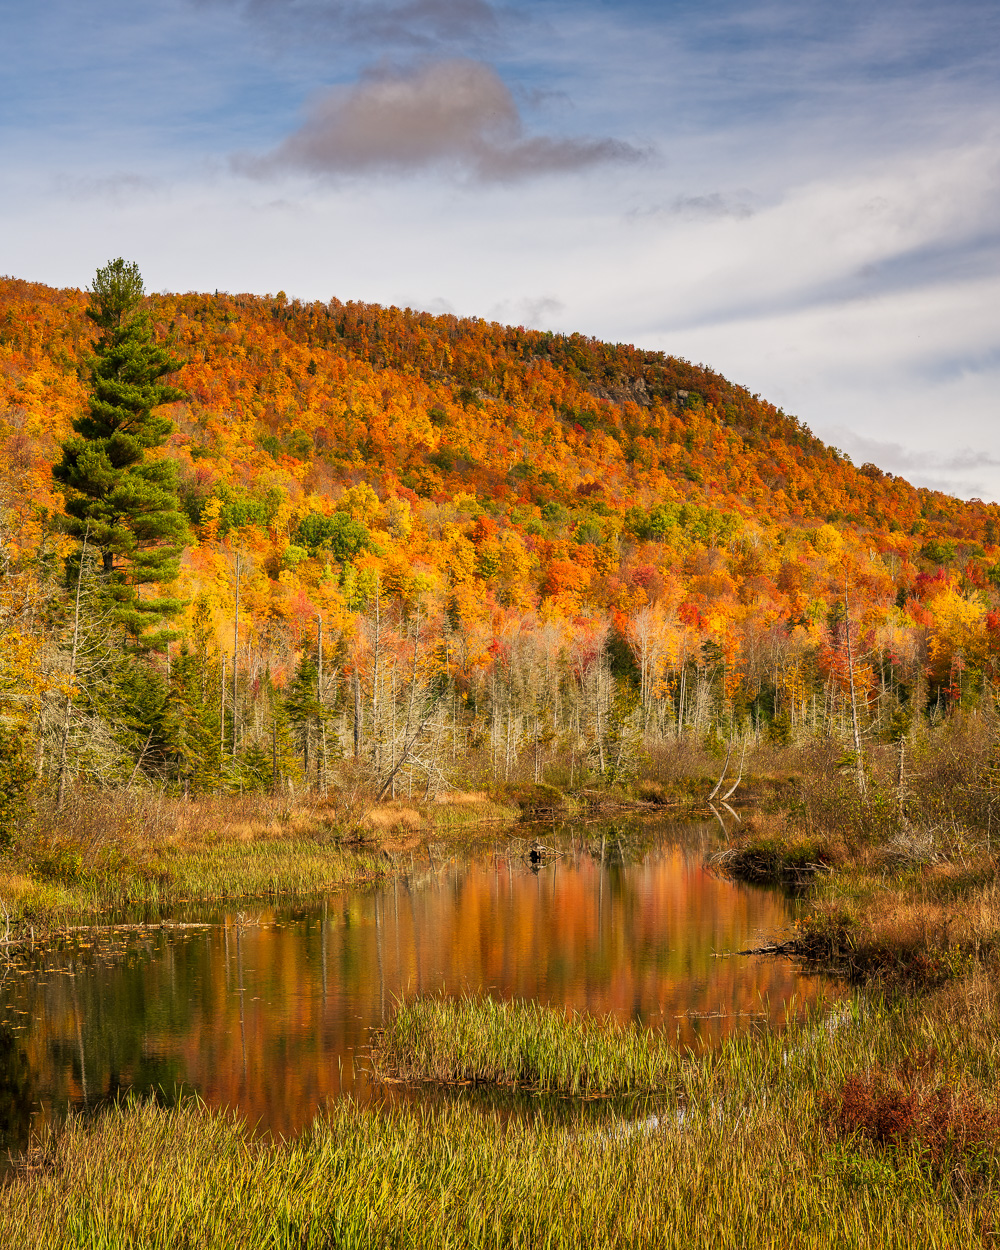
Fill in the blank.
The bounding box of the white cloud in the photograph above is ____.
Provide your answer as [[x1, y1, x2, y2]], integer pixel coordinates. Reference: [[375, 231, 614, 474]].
[[487, 293, 565, 326]]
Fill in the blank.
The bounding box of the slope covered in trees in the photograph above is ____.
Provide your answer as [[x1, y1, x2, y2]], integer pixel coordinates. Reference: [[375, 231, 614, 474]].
[[1, 274, 998, 799]]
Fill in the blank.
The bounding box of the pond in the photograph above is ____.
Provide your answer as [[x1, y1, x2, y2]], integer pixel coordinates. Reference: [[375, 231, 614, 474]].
[[0, 821, 838, 1158]]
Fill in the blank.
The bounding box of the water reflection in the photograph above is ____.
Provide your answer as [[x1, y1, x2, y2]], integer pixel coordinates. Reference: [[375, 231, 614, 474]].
[[0, 823, 839, 1158]]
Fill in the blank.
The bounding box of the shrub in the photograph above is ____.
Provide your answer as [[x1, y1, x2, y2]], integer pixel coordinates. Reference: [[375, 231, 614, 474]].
[[506, 783, 566, 817], [824, 1068, 1000, 1187]]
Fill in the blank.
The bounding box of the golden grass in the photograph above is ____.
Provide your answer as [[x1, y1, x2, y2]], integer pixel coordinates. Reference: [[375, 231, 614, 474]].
[[432, 790, 491, 805], [794, 853, 1000, 983], [360, 804, 425, 832]]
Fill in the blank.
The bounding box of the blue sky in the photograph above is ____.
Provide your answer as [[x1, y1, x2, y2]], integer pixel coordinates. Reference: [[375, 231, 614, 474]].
[[3, 0, 999, 498]]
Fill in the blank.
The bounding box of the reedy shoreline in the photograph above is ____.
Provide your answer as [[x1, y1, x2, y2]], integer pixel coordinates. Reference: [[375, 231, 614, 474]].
[[4, 982, 999, 1248]]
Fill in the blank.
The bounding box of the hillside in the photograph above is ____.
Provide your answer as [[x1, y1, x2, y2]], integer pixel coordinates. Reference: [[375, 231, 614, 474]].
[[1, 275, 998, 794]]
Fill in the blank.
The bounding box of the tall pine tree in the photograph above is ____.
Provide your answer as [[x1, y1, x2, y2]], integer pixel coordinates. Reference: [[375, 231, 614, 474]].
[[54, 259, 187, 650]]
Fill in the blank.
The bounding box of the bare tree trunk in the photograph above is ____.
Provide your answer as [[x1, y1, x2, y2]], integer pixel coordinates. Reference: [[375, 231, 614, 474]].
[[232, 551, 241, 761], [533, 714, 540, 783], [316, 614, 327, 792], [677, 667, 686, 738], [844, 580, 866, 799], [595, 667, 606, 776], [707, 742, 733, 802], [272, 709, 279, 793], [371, 578, 382, 771], [390, 669, 397, 799], [353, 668, 361, 759], [722, 738, 747, 801], [56, 523, 89, 809], [405, 614, 422, 739], [490, 669, 498, 782]]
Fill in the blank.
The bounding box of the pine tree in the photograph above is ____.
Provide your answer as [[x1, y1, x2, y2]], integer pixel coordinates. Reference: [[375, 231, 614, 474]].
[[53, 259, 188, 650], [284, 654, 321, 785], [162, 646, 224, 795], [261, 669, 300, 795]]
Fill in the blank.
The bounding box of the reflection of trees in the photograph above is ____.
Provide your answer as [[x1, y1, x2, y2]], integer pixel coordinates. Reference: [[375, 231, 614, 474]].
[[2, 828, 839, 1145], [0, 1025, 34, 1157], [6, 944, 199, 1129]]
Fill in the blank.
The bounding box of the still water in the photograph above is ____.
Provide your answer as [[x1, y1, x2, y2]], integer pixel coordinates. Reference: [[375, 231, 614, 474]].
[[0, 822, 837, 1157]]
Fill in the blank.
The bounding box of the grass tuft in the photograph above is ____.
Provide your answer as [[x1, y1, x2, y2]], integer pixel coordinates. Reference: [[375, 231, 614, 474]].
[[372, 996, 680, 1096]]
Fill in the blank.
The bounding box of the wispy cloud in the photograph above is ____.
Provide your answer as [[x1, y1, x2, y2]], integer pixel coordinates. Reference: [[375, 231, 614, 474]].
[[51, 172, 165, 204], [193, 0, 512, 49], [825, 431, 1000, 480], [629, 192, 757, 222], [237, 59, 646, 181], [488, 293, 565, 326]]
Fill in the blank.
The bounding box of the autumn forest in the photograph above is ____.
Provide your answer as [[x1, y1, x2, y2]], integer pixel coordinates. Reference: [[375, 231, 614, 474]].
[[1, 268, 998, 806]]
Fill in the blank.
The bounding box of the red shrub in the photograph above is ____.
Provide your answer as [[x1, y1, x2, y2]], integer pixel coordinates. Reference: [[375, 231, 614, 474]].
[[825, 1069, 1000, 1176]]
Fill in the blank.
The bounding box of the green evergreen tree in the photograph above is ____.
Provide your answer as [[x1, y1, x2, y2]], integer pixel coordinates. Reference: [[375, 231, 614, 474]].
[[262, 670, 300, 795], [237, 739, 273, 794], [162, 646, 224, 795], [53, 259, 188, 650], [284, 655, 321, 785], [83, 651, 169, 781]]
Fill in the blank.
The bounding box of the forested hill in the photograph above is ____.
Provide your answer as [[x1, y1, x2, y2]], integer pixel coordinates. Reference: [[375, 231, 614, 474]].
[[2, 275, 1000, 791], [2, 277, 995, 559]]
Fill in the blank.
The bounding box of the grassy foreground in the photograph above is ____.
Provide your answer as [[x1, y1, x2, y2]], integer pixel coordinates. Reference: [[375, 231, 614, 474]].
[[5, 983, 1000, 1249]]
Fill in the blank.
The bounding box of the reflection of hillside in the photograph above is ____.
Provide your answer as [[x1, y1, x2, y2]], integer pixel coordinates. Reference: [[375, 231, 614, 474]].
[[0, 830, 839, 1149]]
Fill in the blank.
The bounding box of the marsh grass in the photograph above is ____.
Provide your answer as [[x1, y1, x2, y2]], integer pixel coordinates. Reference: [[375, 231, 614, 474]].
[[5, 982, 1000, 1248], [372, 996, 681, 1096], [710, 812, 845, 885], [794, 857, 1000, 984], [2, 788, 386, 933]]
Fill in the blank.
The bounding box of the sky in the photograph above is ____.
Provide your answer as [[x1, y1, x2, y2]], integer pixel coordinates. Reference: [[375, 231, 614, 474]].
[[3, 0, 1000, 500]]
